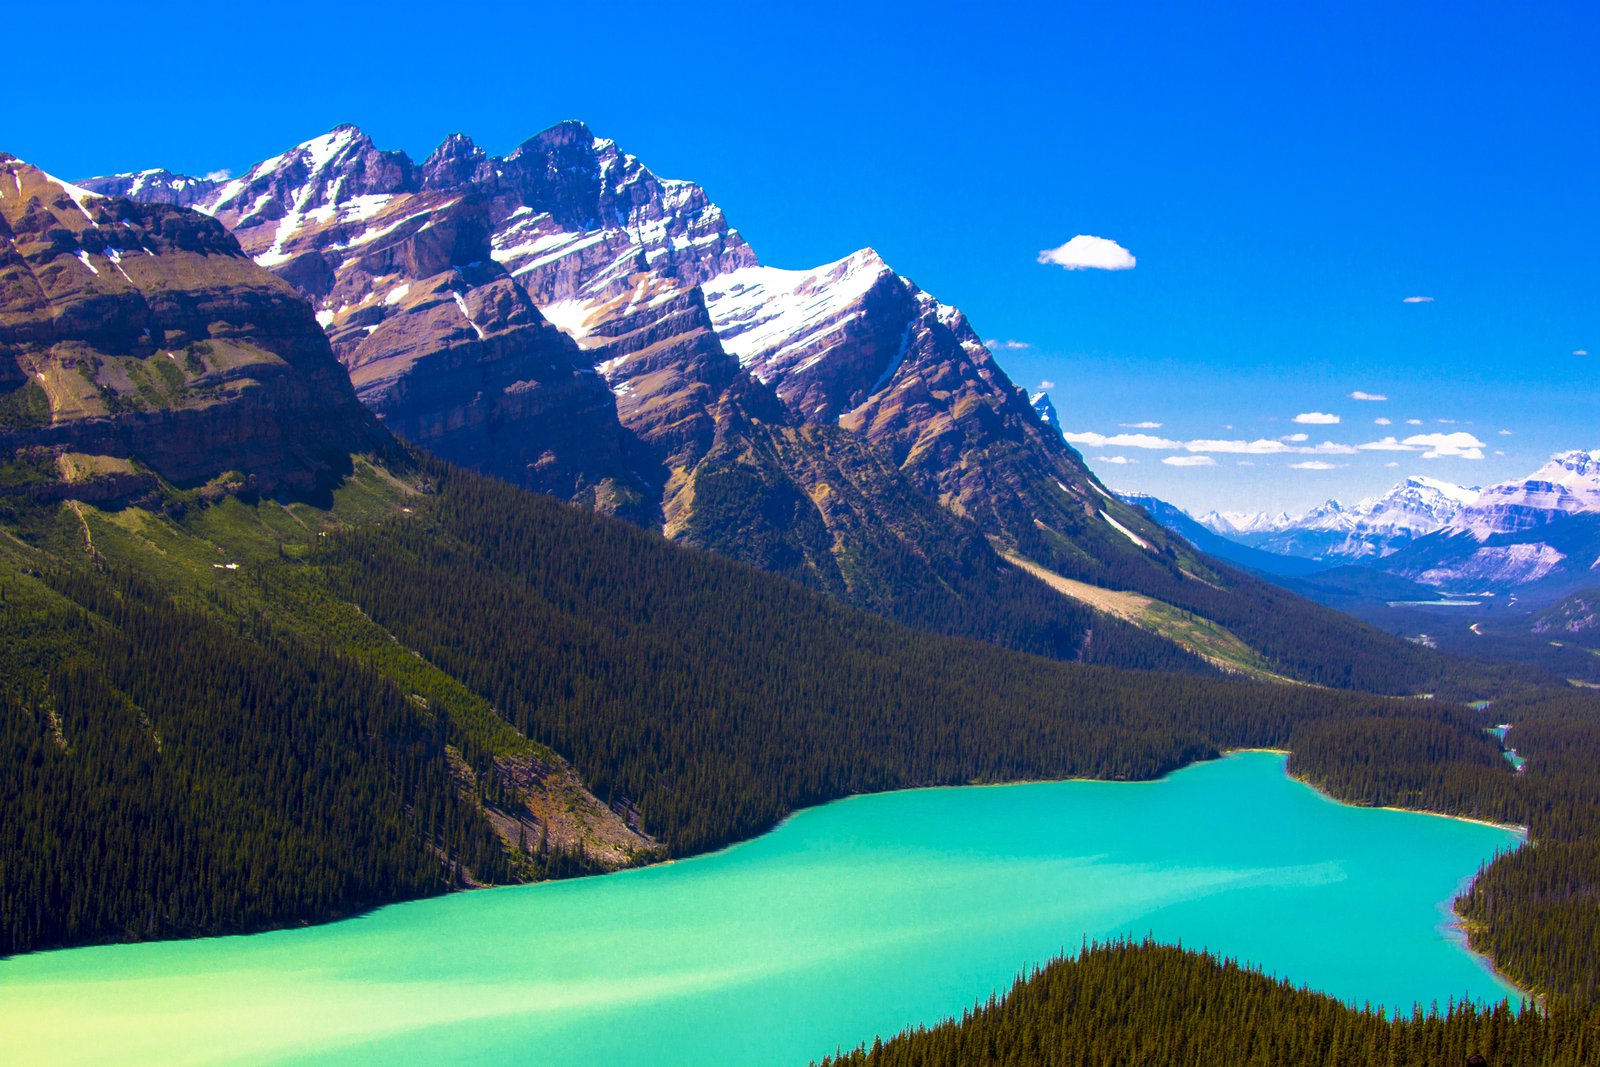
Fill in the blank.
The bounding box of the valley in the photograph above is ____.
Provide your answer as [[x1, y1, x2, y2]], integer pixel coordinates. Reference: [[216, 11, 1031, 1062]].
[[2, 70, 1598, 1067]]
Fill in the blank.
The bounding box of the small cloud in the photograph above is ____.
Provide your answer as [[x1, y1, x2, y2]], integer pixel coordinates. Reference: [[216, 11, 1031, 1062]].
[[1291, 461, 1338, 470], [1349, 391, 1389, 401], [1308, 441, 1358, 455], [1120, 420, 1163, 429], [1494, 450, 1506, 457], [1575, 349, 1589, 356], [1096, 455, 1137, 465], [1237, 460, 1257, 467], [1405, 418, 1424, 426], [984, 339, 1033, 351], [1436, 418, 1457, 424], [1497, 429, 1513, 436], [1293, 412, 1340, 425], [1037, 234, 1137, 271], [1358, 436, 1414, 452], [1038, 379, 1056, 389], [1374, 417, 1392, 426], [1280, 433, 1309, 443], [1402, 431, 1486, 460], [203, 169, 232, 182], [1384, 461, 1400, 468], [1402, 296, 1434, 304], [1163, 455, 1215, 467]]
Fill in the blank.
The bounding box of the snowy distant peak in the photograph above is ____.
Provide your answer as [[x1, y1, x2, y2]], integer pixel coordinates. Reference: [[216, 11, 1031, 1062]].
[[1203, 510, 1293, 535], [1030, 391, 1061, 436], [1296, 499, 1349, 530], [75, 167, 217, 206], [1399, 475, 1481, 506], [1455, 449, 1600, 538], [1535, 449, 1600, 485]]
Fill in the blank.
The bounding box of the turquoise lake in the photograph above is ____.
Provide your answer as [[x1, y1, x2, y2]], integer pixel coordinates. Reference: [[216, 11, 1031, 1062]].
[[0, 752, 1524, 1067]]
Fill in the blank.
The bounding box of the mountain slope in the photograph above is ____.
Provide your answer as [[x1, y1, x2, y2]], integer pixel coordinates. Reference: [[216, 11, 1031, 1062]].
[[87, 124, 1456, 693]]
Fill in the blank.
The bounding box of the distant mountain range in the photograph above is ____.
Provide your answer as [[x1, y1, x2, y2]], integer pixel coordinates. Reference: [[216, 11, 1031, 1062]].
[[1132, 454, 1600, 607], [1198, 476, 1482, 563]]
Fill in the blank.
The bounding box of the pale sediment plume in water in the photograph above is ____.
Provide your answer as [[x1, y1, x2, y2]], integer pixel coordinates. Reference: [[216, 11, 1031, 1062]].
[[0, 753, 1522, 1067]]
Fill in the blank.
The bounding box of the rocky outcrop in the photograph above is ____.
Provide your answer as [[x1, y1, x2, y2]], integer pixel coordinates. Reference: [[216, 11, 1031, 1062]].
[[0, 156, 384, 504]]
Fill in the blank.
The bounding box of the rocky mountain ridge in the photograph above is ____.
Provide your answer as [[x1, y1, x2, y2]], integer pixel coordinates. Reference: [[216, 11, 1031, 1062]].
[[1, 155, 384, 505], [82, 122, 1443, 688]]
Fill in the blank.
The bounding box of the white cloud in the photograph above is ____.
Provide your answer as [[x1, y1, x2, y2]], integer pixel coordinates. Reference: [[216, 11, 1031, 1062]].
[[1037, 235, 1137, 271], [1038, 379, 1057, 389], [1064, 431, 1181, 450], [1402, 296, 1434, 304], [1163, 455, 1215, 467], [984, 339, 1033, 351], [1402, 431, 1486, 460], [1384, 461, 1400, 468], [1405, 418, 1424, 426], [1119, 421, 1163, 429], [1065, 428, 1357, 458], [1291, 461, 1338, 470], [1237, 460, 1257, 467], [1096, 455, 1136, 465], [203, 169, 232, 182], [1357, 436, 1414, 452], [1293, 412, 1341, 425], [1374, 417, 1392, 426], [1574, 349, 1588, 356], [1497, 429, 1513, 436], [1186, 438, 1293, 454], [1349, 391, 1389, 401]]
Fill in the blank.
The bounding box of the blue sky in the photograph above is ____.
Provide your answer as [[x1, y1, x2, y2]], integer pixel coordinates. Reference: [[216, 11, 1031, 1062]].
[[11, 0, 1594, 514]]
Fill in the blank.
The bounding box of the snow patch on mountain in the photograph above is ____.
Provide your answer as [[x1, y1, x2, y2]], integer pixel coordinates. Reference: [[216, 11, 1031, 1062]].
[[702, 250, 894, 378], [1455, 451, 1600, 539]]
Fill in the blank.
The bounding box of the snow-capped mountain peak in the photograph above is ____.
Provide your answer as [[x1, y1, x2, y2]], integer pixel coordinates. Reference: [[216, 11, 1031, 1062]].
[[1029, 391, 1062, 437], [1201, 510, 1294, 535], [1202, 475, 1477, 562], [1454, 450, 1600, 539]]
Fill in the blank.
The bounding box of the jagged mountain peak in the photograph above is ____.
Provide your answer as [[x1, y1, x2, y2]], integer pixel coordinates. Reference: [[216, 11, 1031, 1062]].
[[1539, 449, 1600, 481], [1030, 391, 1062, 436]]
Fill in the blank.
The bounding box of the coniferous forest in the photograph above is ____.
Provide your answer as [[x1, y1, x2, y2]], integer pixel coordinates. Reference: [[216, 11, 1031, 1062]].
[[816, 940, 1600, 1067], [2, 456, 1599, 1039]]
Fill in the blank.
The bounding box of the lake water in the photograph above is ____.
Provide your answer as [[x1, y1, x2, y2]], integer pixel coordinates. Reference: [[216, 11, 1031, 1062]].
[[0, 752, 1524, 1067]]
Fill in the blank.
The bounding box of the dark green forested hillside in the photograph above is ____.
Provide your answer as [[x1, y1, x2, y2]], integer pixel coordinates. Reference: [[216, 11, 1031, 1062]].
[[817, 940, 1600, 1067], [313, 461, 1469, 856], [0, 563, 508, 954], [3, 455, 1598, 1011]]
